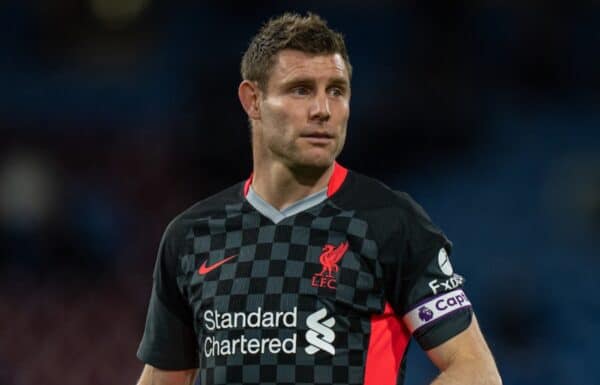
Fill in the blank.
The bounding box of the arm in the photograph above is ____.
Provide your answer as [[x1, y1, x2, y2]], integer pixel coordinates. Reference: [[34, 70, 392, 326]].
[[136, 364, 198, 385], [427, 315, 502, 385], [137, 220, 200, 379]]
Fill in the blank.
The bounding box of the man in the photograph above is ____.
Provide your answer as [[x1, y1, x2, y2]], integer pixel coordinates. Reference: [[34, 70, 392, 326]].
[[136, 12, 502, 385]]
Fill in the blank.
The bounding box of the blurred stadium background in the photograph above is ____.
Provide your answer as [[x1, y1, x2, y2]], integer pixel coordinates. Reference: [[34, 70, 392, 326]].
[[1, 1, 599, 384]]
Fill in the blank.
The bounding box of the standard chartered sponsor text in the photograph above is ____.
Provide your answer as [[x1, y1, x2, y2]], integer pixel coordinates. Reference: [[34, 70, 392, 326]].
[[204, 307, 297, 330], [203, 307, 298, 357], [204, 334, 296, 356]]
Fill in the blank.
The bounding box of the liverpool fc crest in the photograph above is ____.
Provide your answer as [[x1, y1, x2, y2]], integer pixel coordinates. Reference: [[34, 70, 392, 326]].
[[311, 241, 349, 290]]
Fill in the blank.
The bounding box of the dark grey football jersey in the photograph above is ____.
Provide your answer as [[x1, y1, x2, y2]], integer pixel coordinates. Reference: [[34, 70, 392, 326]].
[[137, 163, 472, 385]]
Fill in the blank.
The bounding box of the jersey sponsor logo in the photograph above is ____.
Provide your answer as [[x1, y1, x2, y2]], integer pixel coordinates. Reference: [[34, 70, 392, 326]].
[[428, 274, 464, 295], [201, 307, 338, 358], [202, 307, 298, 357], [437, 247, 453, 276], [311, 241, 349, 290], [305, 308, 336, 355], [402, 289, 471, 333], [198, 254, 237, 275]]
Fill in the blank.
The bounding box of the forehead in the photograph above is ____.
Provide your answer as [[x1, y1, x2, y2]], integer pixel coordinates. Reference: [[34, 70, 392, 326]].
[[268, 49, 349, 85]]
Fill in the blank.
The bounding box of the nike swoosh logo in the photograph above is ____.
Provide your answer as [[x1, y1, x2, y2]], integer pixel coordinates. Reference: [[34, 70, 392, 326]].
[[198, 255, 237, 275]]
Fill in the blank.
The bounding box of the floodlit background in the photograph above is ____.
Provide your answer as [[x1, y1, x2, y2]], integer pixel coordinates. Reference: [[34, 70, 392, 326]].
[[1, 1, 598, 384]]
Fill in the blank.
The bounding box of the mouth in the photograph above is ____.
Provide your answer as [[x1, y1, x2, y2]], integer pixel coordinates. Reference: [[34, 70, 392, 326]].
[[301, 132, 335, 139], [300, 132, 335, 145]]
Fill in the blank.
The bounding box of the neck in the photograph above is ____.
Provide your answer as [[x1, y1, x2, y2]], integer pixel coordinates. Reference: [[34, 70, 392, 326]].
[[251, 161, 335, 211]]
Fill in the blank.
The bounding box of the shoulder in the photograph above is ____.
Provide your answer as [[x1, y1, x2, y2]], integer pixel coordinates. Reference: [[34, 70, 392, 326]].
[[331, 169, 444, 246], [333, 169, 425, 217], [162, 181, 245, 243]]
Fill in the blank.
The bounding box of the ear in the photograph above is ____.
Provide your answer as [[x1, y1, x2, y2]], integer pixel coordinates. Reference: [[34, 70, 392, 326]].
[[238, 80, 261, 120]]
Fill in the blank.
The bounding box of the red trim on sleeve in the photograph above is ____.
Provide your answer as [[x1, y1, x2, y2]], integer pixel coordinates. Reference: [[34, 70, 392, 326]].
[[243, 174, 253, 197], [327, 162, 348, 197], [363, 303, 411, 385]]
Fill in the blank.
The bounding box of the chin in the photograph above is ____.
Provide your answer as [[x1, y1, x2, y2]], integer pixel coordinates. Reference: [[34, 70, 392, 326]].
[[280, 144, 340, 171], [294, 153, 336, 170]]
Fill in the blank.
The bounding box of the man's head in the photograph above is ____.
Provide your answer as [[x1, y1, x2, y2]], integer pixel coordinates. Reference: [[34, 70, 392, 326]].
[[238, 12, 352, 172], [241, 12, 352, 91]]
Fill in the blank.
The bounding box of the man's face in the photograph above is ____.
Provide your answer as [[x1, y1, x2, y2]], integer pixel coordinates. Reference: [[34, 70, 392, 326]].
[[254, 49, 351, 170]]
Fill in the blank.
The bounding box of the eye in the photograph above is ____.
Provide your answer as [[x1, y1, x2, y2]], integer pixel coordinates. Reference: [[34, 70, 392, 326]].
[[328, 87, 345, 97], [291, 86, 311, 96]]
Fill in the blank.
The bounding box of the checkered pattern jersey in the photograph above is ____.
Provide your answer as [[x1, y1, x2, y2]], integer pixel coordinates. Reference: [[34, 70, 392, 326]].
[[137, 163, 472, 385]]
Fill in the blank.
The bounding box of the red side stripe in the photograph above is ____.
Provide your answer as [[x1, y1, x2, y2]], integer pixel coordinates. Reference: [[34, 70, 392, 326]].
[[364, 303, 411, 385], [327, 162, 348, 197]]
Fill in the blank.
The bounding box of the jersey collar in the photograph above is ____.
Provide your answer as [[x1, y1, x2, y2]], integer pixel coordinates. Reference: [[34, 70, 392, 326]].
[[243, 161, 348, 198], [246, 186, 327, 224]]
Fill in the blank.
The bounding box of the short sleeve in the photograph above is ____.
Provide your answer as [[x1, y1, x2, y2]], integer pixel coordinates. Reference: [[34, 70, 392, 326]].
[[136, 220, 199, 369], [383, 193, 473, 350]]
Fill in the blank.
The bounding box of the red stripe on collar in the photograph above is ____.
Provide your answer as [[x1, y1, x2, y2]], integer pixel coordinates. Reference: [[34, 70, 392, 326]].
[[243, 173, 253, 196], [243, 161, 348, 198], [327, 161, 348, 197]]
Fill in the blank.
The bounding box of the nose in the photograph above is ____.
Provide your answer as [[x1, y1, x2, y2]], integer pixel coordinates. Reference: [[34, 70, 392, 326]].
[[309, 91, 330, 122]]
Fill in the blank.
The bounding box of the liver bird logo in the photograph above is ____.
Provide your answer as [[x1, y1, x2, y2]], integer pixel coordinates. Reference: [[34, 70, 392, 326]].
[[318, 241, 349, 277]]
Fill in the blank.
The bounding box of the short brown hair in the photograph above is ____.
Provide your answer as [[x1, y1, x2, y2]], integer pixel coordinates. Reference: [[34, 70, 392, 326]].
[[241, 12, 352, 91]]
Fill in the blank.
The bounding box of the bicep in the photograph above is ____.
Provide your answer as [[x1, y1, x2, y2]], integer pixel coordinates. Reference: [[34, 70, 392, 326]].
[[137, 364, 198, 385]]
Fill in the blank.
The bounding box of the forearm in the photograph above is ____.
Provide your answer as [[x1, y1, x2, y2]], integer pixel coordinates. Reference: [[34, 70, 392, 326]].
[[429, 358, 502, 385], [136, 364, 198, 385]]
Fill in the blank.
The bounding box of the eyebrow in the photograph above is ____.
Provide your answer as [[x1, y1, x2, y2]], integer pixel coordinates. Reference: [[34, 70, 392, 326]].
[[282, 77, 350, 88]]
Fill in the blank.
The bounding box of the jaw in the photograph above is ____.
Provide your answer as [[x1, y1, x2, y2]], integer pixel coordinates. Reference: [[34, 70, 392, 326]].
[[251, 119, 347, 172]]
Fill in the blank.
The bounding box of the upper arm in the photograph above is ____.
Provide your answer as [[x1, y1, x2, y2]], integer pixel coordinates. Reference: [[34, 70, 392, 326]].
[[381, 194, 500, 382], [137, 220, 199, 369], [382, 193, 473, 350], [136, 364, 198, 385]]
